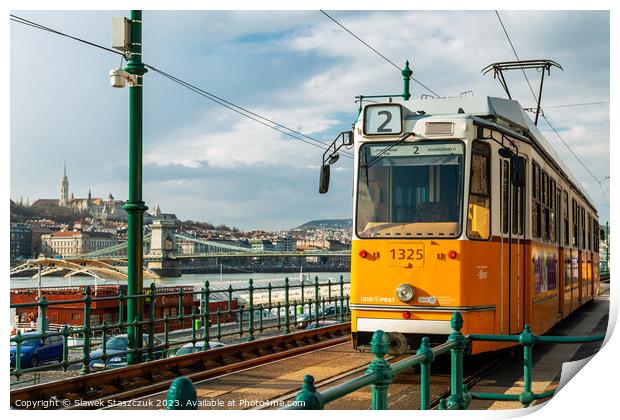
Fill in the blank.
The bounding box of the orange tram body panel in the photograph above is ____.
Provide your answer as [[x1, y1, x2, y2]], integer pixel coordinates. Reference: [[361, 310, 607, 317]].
[[347, 97, 601, 355]]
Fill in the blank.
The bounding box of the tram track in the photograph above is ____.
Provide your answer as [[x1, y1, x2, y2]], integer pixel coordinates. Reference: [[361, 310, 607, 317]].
[[10, 323, 351, 410], [255, 348, 508, 410]]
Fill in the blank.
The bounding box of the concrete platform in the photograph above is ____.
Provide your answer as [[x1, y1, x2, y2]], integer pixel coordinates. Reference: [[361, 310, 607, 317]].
[[467, 283, 609, 410]]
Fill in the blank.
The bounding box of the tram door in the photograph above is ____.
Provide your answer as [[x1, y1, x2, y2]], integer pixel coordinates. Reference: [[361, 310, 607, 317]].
[[500, 157, 526, 335]]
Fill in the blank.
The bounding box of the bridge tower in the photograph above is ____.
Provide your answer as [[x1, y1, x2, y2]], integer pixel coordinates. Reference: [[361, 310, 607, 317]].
[[146, 219, 181, 277]]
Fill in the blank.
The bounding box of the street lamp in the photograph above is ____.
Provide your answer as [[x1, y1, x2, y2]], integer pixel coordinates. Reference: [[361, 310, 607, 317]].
[[110, 10, 148, 365]]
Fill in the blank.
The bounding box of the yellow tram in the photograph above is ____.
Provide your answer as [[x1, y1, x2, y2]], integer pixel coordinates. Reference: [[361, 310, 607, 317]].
[[323, 96, 601, 355]]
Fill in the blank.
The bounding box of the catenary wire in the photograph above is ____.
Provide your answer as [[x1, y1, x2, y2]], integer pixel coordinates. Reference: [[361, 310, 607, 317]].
[[319, 10, 441, 98], [10, 13, 353, 159], [493, 10, 608, 204]]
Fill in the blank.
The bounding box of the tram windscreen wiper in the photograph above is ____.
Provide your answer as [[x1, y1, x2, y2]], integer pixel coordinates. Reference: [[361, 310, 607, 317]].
[[361, 132, 415, 168]]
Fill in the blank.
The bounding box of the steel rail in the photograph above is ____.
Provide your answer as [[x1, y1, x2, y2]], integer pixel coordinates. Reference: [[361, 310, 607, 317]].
[[10, 322, 351, 409], [265, 349, 506, 410]]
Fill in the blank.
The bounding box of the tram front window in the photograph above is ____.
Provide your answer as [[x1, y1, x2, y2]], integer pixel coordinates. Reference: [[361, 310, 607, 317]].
[[356, 141, 464, 238]]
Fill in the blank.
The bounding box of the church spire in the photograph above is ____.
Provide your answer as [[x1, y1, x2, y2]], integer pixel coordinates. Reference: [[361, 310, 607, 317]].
[[60, 162, 69, 206]]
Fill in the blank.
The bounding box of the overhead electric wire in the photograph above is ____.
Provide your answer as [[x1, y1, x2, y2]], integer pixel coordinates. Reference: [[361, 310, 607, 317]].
[[144, 63, 352, 158], [493, 10, 608, 205], [10, 13, 352, 159], [542, 101, 610, 109], [10, 14, 125, 57], [320, 10, 441, 98]]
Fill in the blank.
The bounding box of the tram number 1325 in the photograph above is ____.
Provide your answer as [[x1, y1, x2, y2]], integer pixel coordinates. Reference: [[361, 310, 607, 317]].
[[389, 248, 424, 260]]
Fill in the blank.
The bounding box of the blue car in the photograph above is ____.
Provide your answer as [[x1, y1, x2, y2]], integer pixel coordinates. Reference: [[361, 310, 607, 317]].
[[88, 334, 164, 369], [10, 332, 64, 369]]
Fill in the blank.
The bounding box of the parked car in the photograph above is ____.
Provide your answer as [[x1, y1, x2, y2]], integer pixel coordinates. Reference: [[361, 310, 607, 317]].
[[296, 305, 342, 328], [10, 332, 64, 368], [174, 341, 226, 356], [88, 334, 164, 369]]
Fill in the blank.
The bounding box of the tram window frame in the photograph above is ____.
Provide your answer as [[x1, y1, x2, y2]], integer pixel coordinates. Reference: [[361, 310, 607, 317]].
[[549, 178, 557, 243], [587, 213, 592, 251], [466, 140, 492, 241], [512, 179, 524, 236], [532, 162, 541, 239], [581, 207, 586, 250], [572, 199, 578, 247], [501, 159, 509, 234], [541, 170, 550, 242], [563, 191, 569, 246], [594, 220, 599, 252]]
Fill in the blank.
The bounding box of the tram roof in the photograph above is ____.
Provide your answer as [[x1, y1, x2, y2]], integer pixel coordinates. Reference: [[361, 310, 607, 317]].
[[391, 96, 595, 210]]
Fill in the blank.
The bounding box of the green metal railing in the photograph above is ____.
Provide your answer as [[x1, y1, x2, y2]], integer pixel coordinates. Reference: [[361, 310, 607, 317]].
[[10, 276, 350, 379], [162, 311, 604, 410]]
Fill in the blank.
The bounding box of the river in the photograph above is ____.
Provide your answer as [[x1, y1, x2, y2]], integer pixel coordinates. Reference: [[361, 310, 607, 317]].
[[10, 271, 351, 291]]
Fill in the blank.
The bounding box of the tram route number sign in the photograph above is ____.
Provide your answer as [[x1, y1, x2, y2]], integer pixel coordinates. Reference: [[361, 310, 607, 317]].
[[388, 243, 424, 268], [368, 143, 463, 157], [363, 104, 403, 135]]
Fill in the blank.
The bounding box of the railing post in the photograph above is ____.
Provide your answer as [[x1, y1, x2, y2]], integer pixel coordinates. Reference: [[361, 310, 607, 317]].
[[366, 330, 393, 410], [203, 281, 210, 349], [39, 296, 48, 334], [80, 285, 92, 375], [267, 282, 272, 312], [519, 324, 537, 407], [314, 276, 320, 328], [166, 377, 197, 410], [338, 275, 344, 323], [248, 278, 255, 341], [417, 337, 434, 410], [216, 308, 222, 341], [177, 288, 184, 325], [147, 283, 156, 361], [447, 311, 470, 409], [101, 322, 108, 364], [284, 277, 290, 334], [163, 315, 170, 356], [292, 375, 323, 410], [327, 278, 332, 306], [61, 324, 70, 371], [14, 331, 23, 379]]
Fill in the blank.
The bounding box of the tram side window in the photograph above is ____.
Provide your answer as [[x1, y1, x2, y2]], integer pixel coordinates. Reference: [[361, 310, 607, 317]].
[[587, 213, 592, 251], [512, 180, 524, 235], [549, 179, 556, 243], [594, 220, 599, 251], [581, 207, 586, 249], [467, 141, 491, 240], [572, 200, 578, 247], [531, 162, 541, 238], [541, 171, 549, 241], [502, 160, 509, 234], [563, 191, 569, 245]]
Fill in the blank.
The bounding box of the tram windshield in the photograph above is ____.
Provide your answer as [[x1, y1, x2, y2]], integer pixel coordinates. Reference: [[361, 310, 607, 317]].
[[356, 141, 464, 238]]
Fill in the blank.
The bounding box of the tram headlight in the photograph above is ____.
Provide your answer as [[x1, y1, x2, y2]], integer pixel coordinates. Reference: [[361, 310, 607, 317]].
[[396, 284, 415, 302]]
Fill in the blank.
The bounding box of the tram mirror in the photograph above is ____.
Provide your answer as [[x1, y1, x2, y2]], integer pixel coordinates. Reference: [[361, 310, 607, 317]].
[[600, 228, 606, 241], [319, 164, 330, 194], [510, 156, 526, 187]]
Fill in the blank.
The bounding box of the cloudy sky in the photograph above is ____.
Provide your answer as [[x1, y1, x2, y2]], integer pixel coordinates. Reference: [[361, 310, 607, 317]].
[[10, 10, 610, 230]]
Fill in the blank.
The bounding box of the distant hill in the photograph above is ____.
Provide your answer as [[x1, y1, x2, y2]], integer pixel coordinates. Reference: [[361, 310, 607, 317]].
[[295, 219, 352, 230]]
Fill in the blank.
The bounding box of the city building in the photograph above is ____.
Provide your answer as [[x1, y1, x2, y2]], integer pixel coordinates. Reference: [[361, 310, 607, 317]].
[[273, 237, 297, 252], [40, 230, 118, 258], [10, 224, 33, 260], [250, 239, 274, 252]]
